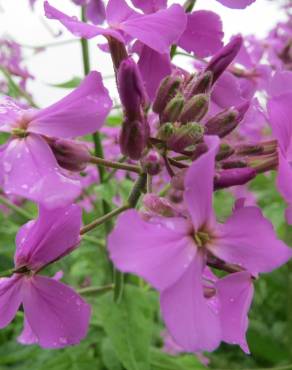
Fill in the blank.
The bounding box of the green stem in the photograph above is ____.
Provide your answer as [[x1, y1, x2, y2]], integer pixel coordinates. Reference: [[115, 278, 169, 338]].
[[0, 67, 38, 108], [80, 205, 129, 235], [77, 284, 113, 295], [21, 39, 79, 50], [90, 156, 142, 174], [0, 195, 31, 220]]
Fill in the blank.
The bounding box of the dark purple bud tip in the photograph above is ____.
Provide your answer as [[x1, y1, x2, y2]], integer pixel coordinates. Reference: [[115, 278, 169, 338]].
[[179, 94, 209, 124], [48, 138, 91, 172], [184, 71, 213, 99], [205, 107, 238, 138], [153, 75, 182, 115], [141, 150, 162, 175], [205, 35, 243, 84], [214, 167, 256, 190], [117, 57, 148, 121], [119, 118, 150, 160]]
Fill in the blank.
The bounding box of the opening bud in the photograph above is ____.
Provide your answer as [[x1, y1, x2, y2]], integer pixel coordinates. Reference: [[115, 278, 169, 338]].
[[214, 167, 256, 190], [179, 94, 209, 124], [205, 36, 243, 84], [161, 94, 185, 123], [48, 139, 91, 172], [117, 57, 148, 121], [153, 75, 182, 115]]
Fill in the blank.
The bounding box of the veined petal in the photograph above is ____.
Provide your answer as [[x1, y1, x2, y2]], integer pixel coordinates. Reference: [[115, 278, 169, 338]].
[[267, 92, 292, 154], [108, 209, 196, 291], [120, 4, 187, 54], [160, 253, 221, 352], [216, 272, 254, 353], [2, 135, 81, 208], [86, 0, 106, 25], [15, 204, 82, 270], [29, 72, 112, 138], [178, 11, 223, 57], [211, 206, 292, 274], [44, 1, 123, 41], [106, 0, 139, 25], [0, 275, 23, 328], [131, 0, 167, 14], [184, 135, 220, 231], [0, 96, 26, 133], [22, 276, 91, 349]]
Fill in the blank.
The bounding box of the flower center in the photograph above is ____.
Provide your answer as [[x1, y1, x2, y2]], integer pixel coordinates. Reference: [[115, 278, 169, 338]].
[[11, 127, 28, 138], [193, 230, 211, 248]]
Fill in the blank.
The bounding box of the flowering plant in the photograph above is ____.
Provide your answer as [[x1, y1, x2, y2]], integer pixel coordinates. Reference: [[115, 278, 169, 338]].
[[0, 0, 292, 368]]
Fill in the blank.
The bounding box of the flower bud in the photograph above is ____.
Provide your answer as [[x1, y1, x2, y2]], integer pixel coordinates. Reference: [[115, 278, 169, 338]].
[[216, 143, 234, 161], [161, 94, 185, 123], [236, 140, 277, 156], [205, 36, 243, 84], [143, 194, 178, 217], [214, 167, 256, 190], [167, 123, 204, 152], [119, 118, 150, 160], [157, 122, 175, 141], [49, 139, 91, 172], [117, 57, 148, 121], [204, 108, 238, 138], [247, 153, 278, 174], [184, 71, 213, 99], [171, 168, 187, 191], [141, 150, 162, 175], [179, 94, 209, 124], [153, 75, 182, 114]]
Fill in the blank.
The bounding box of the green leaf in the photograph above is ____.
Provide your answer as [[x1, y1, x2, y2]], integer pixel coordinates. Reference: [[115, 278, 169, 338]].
[[99, 285, 155, 370], [150, 349, 205, 370], [50, 77, 82, 89]]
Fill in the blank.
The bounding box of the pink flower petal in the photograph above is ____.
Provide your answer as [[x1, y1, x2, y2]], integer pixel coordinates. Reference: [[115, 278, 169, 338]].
[[2, 135, 81, 208], [0, 275, 23, 328], [160, 253, 221, 352], [216, 272, 254, 353], [184, 135, 220, 231], [106, 0, 138, 25], [15, 205, 81, 270], [108, 209, 195, 291], [178, 11, 223, 57], [44, 1, 123, 41], [211, 206, 292, 274], [120, 4, 187, 54], [17, 317, 38, 345], [29, 72, 112, 138], [131, 0, 167, 14], [22, 276, 91, 349]]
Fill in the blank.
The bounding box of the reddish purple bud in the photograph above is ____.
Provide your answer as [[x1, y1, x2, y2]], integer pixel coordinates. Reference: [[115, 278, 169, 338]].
[[179, 94, 209, 124], [117, 57, 148, 121], [143, 194, 178, 217], [247, 153, 279, 174], [141, 150, 162, 175], [214, 167, 256, 190], [184, 71, 213, 99], [107, 36, 128, 70], [119, 118, 150, 160], [236, 140, 278, 156], [161, 94, 185, 123], [205, 101, 250, 138], [205, 36, 243, 84], [153, 75, 182, 115], [48, 138, 91, 172]]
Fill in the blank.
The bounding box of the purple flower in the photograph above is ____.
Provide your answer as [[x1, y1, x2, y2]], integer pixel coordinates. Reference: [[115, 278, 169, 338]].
[[44, 0, 187, 55], [108, 136, 292, 352], [0, 71, 112, 208], [0, 205, 91, 349], [72, 0, 106, 25]]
